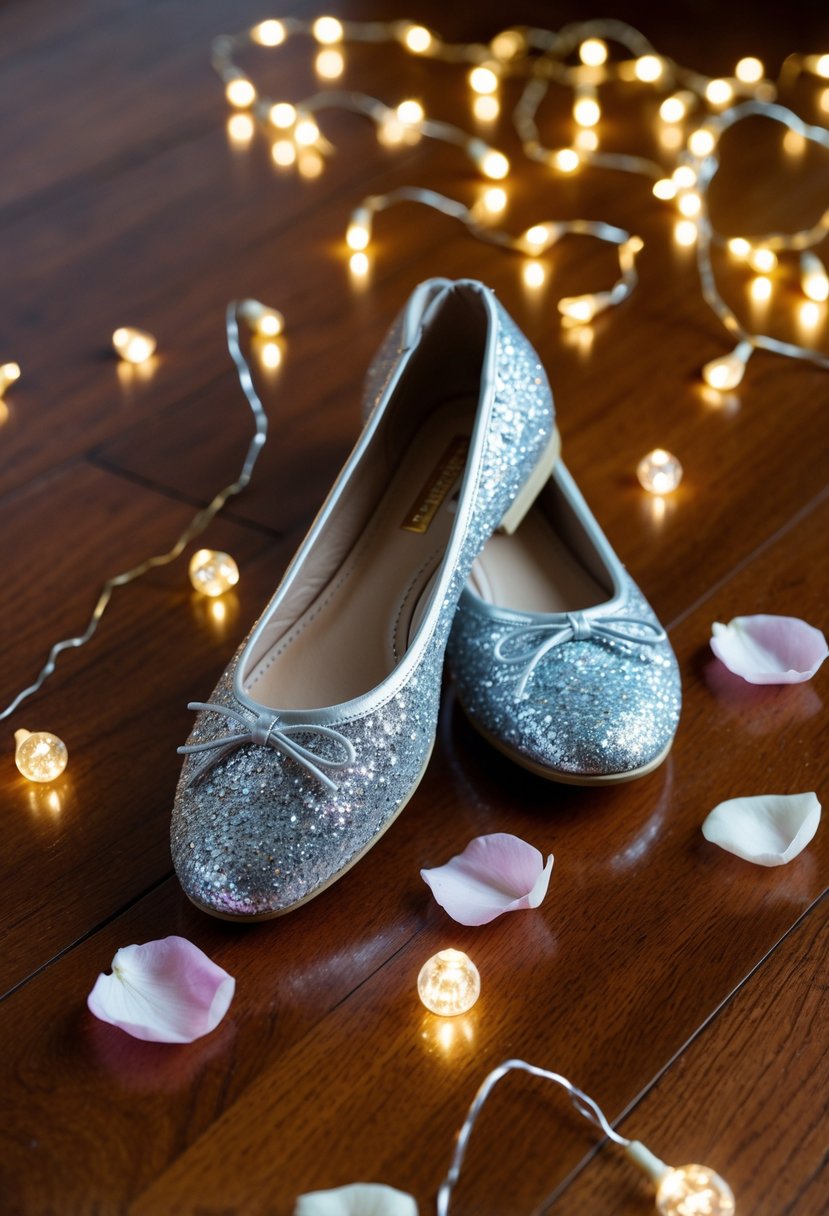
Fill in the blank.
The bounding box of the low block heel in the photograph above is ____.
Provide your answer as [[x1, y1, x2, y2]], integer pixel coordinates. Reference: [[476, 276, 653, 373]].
[[497, 426, 561, 535]]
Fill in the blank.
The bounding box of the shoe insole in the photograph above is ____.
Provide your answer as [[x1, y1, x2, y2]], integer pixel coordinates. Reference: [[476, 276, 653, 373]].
[[247, 403, 474, 709], [469, 507, 607, 614]]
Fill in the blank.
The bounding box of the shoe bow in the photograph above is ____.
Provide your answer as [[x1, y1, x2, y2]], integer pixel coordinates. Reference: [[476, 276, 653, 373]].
[[493, 612, 667, 700], [178, 701, 356, 792]]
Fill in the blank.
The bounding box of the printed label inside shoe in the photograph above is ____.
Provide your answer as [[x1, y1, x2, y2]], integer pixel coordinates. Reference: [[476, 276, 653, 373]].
[[401, 435, 469, 534]]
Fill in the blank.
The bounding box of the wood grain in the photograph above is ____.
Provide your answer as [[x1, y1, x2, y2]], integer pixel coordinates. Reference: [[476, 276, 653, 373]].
[[553, 899, 829, 1215], [0, 2, 827, 1213]]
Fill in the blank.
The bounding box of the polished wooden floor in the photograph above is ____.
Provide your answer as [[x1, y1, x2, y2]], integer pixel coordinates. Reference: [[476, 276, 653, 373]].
[[1, 2, 827, 1213]]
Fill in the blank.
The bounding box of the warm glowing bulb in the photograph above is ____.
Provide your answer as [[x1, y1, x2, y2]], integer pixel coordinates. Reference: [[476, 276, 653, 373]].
[[14, 730, 68, 783], [659, 95, 687, 123], [748, 247, 777, 273], [783, 129, 806, 155], [655, 1165, 735, 1215], [672, 165, 697, 189], [260, 341, 282, 369], [469, 66, 499, 95], [674, 219, 697, 246], [705, 78, 734, 106], [689, 128, 716, 156], [315, 48, 344, 79], [396, 99, 424, 126], [270, 102, 297, 129], [750, 275, 772, 302], [637, 449, 683, 493], [252, 19, 285, 47], [579, 38, 608, 67], [815, 54, 829, 78], [677, 191, 701, 217], [653, 178, 678, 200], [482, 186, 507, 214], [479, 149, 509, 179], [702, 342, 752, 390], [524, 224, 551, 250], [559, 295, 597, 324], [346, 223, 370, 252], [188, 549, 240, 597], [573, 96, 601, 127], [377, 118, 405, 146], [227, 113, 254, 144], [522, 261, 546, 288], [575, 128, 598, 151], [735, 56, 764, 83], [239, 299, 285, 337], [349, 251, 369, 276], [312, 16, 343, 44], [417, 949, 480, 1016], [225, 77, 256, 108], [490, 30, 524, 61], [801, 253, 829, 301], [272, 140, 296, 166], [403, 24, 433, 54], [727, 237, 751, 258], [635, 55, 664, 83], [799, 301, 821, 329], [0, 361, 21, 394], [821, 87, 829, 113], [473, 95, 500, 122], [112, 327, 156, 364], [346, 206, 372, 250], [553, 148, 580, 172], [294, 117, 320, 146]]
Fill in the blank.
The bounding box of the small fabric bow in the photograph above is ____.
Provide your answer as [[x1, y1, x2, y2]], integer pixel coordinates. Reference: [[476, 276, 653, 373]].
[[493, 611, 666, 699], [178, 701, 356, 792]]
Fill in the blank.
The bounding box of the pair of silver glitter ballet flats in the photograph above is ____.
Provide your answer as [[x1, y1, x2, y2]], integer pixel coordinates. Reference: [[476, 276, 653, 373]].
[[172, 279, 681, 920]]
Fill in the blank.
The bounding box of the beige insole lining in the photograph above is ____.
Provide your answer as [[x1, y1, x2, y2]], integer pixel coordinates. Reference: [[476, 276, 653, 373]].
[[469, 508, 606, 614], [247, 404, 474, 710]]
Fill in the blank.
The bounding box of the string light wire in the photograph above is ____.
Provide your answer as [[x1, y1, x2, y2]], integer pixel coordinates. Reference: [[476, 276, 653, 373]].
[[215, 14, 829, 373], [0, 301, 269, 722], [436, 1059, 629, 1215]]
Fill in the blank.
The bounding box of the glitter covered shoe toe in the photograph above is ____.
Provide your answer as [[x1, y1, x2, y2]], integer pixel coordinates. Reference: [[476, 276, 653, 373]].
[[447, 462, 681, 783], [171, 279, 558, 918]]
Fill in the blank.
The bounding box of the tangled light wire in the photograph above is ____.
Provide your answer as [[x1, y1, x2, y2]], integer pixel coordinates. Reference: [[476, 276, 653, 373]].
[[218, 14, 829, 366], [0, 302, 268, 721]]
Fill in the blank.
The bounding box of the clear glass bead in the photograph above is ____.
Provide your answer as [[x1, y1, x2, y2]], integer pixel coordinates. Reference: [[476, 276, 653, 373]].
[[417, 949, 481, 1016], [656, 1164, 736, 1215], [637, 448, 683, 494], [188, 549, 240, 597]]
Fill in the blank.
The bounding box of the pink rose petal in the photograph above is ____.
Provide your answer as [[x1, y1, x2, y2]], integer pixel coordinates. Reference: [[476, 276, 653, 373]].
[[87, 936, 235, 1043], [421, 833, 553, 926], [710, 614, 828, 684]]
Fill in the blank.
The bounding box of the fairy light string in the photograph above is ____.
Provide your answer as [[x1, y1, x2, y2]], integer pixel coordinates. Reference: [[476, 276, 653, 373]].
[[0, 301, 270, 722], [215, 15, 829, 383], [437, 1059, 735, 1215]]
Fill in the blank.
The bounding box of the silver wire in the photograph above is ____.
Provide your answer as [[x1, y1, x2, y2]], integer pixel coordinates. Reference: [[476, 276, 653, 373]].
[[0, 300, 269, 722], [436, 1059, 630, 1215]]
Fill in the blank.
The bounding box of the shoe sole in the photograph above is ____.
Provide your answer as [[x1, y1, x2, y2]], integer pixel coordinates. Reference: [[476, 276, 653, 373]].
[[497, 427, 561, 535], [184, 737, 436, 922], [463, 710, 674, 785]]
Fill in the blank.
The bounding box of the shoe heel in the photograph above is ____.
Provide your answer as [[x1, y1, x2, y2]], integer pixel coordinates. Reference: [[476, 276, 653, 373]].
[[497, 426, 561, 535]]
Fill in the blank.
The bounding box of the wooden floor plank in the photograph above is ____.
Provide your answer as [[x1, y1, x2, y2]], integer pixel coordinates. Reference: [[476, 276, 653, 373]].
[[551, 899, 828, 1215], [0, 461, 292, 992], [2, 4, 828, 1214], [2, 483, 825, 1214]]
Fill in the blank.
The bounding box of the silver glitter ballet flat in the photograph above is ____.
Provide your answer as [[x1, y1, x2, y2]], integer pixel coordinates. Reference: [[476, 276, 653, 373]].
[[447, 462, 681, 783], [171, 278, 559, 918]]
